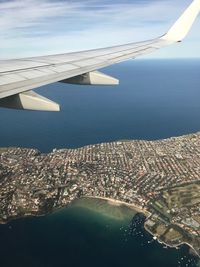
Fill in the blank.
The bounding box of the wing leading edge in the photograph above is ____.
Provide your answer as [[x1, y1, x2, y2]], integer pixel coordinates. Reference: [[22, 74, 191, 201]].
[[0, 0, 200, 111]]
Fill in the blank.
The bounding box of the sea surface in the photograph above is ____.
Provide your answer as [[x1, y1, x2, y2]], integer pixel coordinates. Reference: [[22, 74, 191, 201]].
[[0, 59, 200, 267]]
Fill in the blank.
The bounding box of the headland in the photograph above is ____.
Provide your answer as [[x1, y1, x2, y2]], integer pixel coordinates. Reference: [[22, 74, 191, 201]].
[[1, 133, 200, 256]]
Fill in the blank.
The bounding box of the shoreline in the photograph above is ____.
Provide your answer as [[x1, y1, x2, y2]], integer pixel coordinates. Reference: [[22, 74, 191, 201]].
[[144, 223, 200, 258], [86, 196, 151, 217], [0, 196, 149, 225]]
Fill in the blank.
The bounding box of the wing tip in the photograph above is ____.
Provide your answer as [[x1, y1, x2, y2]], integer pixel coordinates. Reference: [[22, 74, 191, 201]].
[[161, 0, 200, 43]]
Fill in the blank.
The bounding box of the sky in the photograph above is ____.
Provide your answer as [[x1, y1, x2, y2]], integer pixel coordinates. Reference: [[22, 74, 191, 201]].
[[0, 0, 200, 59]]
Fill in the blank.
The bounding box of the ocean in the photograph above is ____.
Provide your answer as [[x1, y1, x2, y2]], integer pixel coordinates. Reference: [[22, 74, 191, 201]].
[[0, 59, 200, 267]]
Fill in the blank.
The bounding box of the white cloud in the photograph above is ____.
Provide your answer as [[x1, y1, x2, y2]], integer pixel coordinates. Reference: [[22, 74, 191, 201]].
[[0, 0, 199, 59]]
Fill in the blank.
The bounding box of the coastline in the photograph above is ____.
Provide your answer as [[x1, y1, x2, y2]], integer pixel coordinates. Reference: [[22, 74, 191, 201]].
[[86, 196, 151, 217], [1, 132, 200, 260], [0, 196, 149, 225]]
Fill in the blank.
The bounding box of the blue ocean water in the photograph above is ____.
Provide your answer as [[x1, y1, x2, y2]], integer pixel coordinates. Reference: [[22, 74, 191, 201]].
[[0, 60, 200, 152], [0, 60, 200, 267]]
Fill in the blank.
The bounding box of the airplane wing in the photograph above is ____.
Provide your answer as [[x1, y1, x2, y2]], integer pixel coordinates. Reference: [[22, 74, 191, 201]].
[[0, 0, 200, 112]]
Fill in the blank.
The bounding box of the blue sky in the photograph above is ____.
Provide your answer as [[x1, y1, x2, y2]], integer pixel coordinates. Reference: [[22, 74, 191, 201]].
[[0, 0, 199, 59]]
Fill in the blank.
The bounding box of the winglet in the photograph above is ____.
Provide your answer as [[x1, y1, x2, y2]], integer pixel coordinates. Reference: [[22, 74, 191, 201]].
[[162, 0, 200, 42]]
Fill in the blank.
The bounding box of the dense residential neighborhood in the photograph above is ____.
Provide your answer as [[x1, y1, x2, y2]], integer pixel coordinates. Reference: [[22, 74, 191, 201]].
[[1, 133, 200, 256]]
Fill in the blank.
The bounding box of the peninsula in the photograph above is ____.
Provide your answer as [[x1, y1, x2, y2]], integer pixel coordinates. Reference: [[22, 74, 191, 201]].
[[1, 133, 200, 256]]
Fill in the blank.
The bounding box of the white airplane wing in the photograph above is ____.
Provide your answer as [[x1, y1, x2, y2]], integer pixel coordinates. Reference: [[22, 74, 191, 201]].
[[0, 0, 200, 111]]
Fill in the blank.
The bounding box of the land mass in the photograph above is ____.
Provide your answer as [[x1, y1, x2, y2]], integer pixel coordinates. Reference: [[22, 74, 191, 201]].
[[1, 133, 200, 256]]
